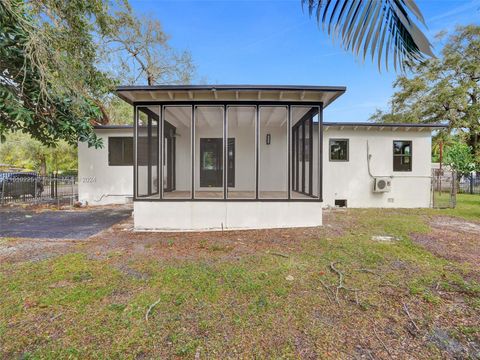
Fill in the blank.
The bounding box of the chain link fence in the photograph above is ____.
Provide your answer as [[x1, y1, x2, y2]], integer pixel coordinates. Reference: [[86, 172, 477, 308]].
[[0, 173, 77, 206], [458, 174, 480, 195], [431, 168, 456, 208]]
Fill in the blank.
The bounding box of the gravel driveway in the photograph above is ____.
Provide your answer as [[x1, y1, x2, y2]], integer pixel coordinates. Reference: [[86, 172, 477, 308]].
[[0, 206, 132, 239]]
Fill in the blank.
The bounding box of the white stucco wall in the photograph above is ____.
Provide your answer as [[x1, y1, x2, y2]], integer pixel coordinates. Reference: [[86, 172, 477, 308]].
[[78, 126, 434, 209], [322, 128, 432, 208], [78, 128, 133, 205], [134, 201, 322, 231]]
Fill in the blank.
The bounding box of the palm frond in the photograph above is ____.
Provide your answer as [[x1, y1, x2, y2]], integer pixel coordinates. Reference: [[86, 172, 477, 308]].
[[303, 0, 434, 71]]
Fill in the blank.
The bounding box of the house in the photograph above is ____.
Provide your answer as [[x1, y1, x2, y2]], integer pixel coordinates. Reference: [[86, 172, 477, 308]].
[[78, 85, 445, 230]]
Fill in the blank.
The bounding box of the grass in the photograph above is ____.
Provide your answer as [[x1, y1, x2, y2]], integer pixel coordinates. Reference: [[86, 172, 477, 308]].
[[431, 193, 480, 220], [0, 197, 479, 358]]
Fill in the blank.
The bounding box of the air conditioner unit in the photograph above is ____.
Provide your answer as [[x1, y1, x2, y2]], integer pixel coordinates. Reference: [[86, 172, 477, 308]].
[[373, 177, 392, 192]]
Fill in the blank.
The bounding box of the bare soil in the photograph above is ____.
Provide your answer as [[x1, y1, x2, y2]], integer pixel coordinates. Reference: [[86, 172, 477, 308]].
[[1, 207, 479, 359], [0, 210, 349, 264], [412, 216, 480, 271]]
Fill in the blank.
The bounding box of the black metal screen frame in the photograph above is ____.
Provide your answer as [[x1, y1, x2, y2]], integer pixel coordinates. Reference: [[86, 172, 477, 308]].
[[133, 101, 323, 202], [134, 106, 160, 199]]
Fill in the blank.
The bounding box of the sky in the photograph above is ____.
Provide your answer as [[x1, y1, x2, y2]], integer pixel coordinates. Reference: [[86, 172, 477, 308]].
[[130, 0, 480, 123]]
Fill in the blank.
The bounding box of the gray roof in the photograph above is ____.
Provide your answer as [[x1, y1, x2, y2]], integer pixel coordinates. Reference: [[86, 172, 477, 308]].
[[116, 84, 347, 92], [324, 122, 447, 128], [94, 121, 447, 130], [115, 84, 347, 108]]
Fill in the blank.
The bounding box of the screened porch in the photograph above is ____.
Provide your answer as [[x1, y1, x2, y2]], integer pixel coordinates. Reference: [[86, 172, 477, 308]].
[[134, 103, 324, 201]]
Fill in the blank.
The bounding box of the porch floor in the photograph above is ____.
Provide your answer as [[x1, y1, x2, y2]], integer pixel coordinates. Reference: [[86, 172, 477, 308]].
[[157, 190, 315, 199]]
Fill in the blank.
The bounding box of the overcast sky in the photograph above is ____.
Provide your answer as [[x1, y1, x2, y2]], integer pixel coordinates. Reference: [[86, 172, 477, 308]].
[[131, 0, 480, 122]]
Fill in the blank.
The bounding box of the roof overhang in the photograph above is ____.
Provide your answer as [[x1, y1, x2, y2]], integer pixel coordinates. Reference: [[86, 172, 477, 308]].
[[93, 122, 447, 131], [116, 84, 346, 108], [323, 122, 447, 131]]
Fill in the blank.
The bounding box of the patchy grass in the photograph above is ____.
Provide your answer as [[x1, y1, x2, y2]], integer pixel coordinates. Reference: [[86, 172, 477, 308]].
[[0, 199, 479, 358], [431, 193, 480, 221]]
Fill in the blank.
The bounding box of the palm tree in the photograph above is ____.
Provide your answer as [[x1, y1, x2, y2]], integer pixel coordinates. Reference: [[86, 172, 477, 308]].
[[303, 0, 434, 71]]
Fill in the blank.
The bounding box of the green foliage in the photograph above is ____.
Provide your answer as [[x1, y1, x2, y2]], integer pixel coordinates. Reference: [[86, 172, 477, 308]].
[[0, 132, 77, 174], [0, 0, 196, 134], [303, 0, 433, 72], [371, 25, 480, 163], [0, 0, 114, 147], [443, 141, 477, 177], [104, 97, 133, 125]]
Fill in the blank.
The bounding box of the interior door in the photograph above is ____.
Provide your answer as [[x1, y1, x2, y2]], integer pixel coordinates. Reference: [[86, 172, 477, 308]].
[[200, 138, 223, 187], [200, 138, 235, 188]]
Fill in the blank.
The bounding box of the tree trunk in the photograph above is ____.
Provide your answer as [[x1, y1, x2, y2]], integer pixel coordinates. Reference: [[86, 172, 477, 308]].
[[147, 74, 154, 86], [40, 158, 47, 176]]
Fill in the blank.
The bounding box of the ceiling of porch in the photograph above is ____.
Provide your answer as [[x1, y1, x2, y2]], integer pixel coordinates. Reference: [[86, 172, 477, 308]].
[[116, 85, 346, 108]]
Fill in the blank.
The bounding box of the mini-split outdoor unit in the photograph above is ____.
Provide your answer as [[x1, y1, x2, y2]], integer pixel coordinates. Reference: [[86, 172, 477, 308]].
[[373, 177, 392, 192]]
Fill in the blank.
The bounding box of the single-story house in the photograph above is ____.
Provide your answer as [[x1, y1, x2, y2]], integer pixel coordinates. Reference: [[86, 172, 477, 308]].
[[78, 85, 445, 231]]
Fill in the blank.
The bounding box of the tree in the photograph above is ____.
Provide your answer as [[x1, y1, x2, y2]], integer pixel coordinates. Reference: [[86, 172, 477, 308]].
[[371, 25, 480, 163], [444, 141, 476, 178], [100, 6, 195, 86], [0, 132, 77, 175], [0, 0, 117, 148], [303, 0, 433, 71], [0, 0, 196, 143]]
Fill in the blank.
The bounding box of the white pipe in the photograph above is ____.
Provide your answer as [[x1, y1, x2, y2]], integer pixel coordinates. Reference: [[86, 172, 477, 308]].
[[367, 140, 431, 179], [93, 194, 132, 202], [366, 140, 391, 179]]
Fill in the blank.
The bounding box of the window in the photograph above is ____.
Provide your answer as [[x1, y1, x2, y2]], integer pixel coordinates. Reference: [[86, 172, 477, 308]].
[[108, 137, 133, 166], [329, 139, 349, 161], [393, 140, 412, 171]]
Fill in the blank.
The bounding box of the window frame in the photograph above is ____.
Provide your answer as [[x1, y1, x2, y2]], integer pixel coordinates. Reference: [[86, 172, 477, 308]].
[[108, 137, 134, 166], [329, 138, 349, 162], [393, 140, 412, 172]]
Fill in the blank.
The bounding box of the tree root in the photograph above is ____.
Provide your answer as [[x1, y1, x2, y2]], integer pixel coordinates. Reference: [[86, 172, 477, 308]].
[[319, 278, 335, 304], [402, 302, 420, 332], [329, 262, 360, 305], [145, 299, 161, 322], [268, 251, 289, 258], [373, 321, 394, 358]]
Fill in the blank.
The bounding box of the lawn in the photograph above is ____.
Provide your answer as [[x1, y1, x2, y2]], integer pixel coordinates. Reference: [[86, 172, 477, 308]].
[[0, 196, 479, 359]]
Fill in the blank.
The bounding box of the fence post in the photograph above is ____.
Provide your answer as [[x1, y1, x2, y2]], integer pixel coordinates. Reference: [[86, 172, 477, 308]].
[[1, 178, 4, 205], [71, 177, 74, 207], [470, 173, 474, 195], [50, 173, 54, 198], [34, 176, 37, 205], [451, 171, 457, 208]]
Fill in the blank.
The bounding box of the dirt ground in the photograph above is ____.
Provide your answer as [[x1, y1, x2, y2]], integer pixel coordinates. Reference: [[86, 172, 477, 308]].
[[0, 205, 479, 359], [0, 209, 348, 264], [1, 206, 478, 269], [411, 216, 480, 272]]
